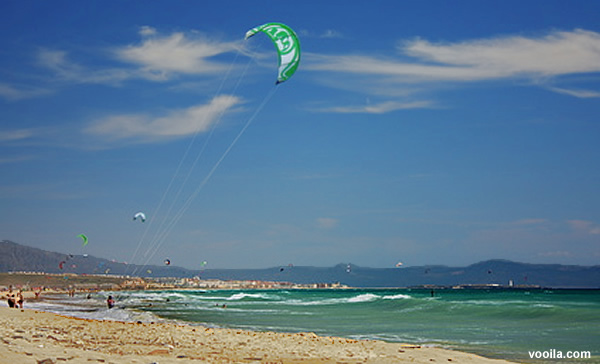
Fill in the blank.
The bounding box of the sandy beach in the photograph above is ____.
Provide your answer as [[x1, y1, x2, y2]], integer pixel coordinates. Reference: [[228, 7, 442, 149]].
[[0, 303, 517, 364]]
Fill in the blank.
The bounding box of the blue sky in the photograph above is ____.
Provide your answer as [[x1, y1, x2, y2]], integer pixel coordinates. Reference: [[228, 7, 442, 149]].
[[2, 1, 600, 270]]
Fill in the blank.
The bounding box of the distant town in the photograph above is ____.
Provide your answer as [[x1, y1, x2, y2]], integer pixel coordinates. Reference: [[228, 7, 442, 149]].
[[1, 271, 549, 296], [0, 271, 349, 293]]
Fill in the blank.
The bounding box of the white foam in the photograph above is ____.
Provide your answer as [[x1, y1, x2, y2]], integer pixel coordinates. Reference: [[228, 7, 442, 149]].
[[347, 293, 380, 303], [226, 292, 270, 301], [382, 294, 412, 300]]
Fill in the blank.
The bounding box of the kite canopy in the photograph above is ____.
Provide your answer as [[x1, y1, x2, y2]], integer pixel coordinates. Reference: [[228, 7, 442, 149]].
[[245, 22, 301, 84], [133, 212, 146, 222], [77, 234, 88, 247]]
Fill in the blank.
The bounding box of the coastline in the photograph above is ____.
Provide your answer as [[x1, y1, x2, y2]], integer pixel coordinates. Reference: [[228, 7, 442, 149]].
[[0, 302, 517, 364]]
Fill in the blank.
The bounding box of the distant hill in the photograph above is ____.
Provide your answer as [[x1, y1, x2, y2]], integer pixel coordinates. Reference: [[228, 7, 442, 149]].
[[201, 261, 600, 288], [0, 240, 195, 278], [2, 240, 599, 288]]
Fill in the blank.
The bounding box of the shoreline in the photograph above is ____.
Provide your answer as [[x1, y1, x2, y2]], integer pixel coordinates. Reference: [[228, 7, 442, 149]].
[[0, 302, 518, 364], [0, 274, 522, 363]]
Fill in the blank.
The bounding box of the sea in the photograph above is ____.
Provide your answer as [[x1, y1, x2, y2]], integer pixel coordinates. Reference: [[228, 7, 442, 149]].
[[26, 288, 599, 363]]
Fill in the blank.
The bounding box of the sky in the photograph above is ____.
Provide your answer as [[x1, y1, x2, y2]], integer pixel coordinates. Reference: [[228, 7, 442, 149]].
[[1, 1, 600, 270]]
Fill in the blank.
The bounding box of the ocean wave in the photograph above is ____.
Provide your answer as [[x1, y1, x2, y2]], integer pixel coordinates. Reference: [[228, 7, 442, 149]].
[[267, 293, 413, 306], [382, 293, 412, 300], [281, 298, 347, 306], [347, 293, 380, 303], [226, 292, 272, 301]]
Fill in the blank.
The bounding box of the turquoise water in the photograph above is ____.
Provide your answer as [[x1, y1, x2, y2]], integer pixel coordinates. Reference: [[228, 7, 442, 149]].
[[33, 288, 600, 363]]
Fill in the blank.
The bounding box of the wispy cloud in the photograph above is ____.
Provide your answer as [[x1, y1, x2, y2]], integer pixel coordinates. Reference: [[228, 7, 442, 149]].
[[299, 29, 343, 39], [35, 27, 242, 86], [0, 128, 36, 142], [116, 27, 241, 78], [567, 219, 600, 235], [304, 29, 600, 114], [37, 49, 134, 85], [547, 86, 600, 98], [313, 100, 432, 114], [320, 29, 343, 39], [0, 83, 51, 101], [308, 29, 600, 85], [85, 95, 243, 143]]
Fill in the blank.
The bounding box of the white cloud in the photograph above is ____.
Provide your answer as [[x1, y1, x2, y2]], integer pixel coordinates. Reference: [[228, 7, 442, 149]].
[[35, 28, 241, 86], [403, 29, 600, 77], [85, 95, 243, 142], [308, 29, 600, 82], [314, 100, 432, 114], [547, 87, 600, 98], [117, 30, 240, 76], [139, 26, 157, 37], [304, 29, 600, 114]]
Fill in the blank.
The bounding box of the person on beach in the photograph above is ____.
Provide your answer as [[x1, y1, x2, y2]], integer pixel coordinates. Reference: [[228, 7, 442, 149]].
[[106, 295, 115, 309], [6, 287, 15, 308], [17, 290, 24, 308]]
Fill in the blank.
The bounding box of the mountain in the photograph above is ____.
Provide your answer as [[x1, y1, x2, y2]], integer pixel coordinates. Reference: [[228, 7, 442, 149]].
[[2, 240, 599, 288], [0, 240, 195, 278]]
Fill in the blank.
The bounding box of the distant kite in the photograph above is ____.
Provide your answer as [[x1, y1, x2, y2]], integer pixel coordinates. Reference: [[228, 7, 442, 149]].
[[133, 212, 146, 222], [77, 234, 88, 246]]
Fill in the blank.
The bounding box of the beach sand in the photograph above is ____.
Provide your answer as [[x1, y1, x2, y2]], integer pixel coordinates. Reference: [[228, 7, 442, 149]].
[[0, 305, 517, 364]]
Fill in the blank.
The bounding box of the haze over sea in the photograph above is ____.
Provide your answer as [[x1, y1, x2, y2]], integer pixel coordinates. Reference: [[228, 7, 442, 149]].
[[29, 288, 599, 364]]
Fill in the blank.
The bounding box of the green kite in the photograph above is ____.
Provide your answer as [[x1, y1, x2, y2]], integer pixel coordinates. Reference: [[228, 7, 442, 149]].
[[77, 233, 88, 247], [245, 22, 301, 84]]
